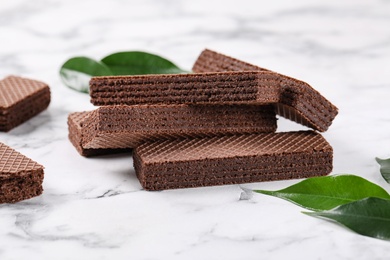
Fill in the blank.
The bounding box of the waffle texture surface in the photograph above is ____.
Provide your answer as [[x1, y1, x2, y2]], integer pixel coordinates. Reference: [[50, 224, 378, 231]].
[[81, 104, 277, 150], [134, 131, 333, 190], [0, 142, 44, 203]]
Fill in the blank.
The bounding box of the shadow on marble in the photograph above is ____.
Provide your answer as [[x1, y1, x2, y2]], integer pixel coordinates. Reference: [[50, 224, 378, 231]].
[[87, 151, 134, 160], [6, 110, 52, 136]]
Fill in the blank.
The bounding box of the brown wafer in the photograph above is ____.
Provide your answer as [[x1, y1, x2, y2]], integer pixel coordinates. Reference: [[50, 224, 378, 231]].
[[192, 49, 338, 132], [67, 111, 131, 157], [89, 71, 280, 106], [81, 104, 277, 150], [0, 142, 44, 203], [133, 131, 333, 191], [0, 76, 51, 132]]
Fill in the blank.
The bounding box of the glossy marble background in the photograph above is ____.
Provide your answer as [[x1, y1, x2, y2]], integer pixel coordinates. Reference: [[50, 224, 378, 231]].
[[1, 0, 390, 259]]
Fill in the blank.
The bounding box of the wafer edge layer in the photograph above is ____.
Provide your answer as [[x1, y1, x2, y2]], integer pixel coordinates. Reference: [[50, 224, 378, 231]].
[[0, 169, 44, 203], [89, 71, 280, 106], [133, 152, 332, 191]]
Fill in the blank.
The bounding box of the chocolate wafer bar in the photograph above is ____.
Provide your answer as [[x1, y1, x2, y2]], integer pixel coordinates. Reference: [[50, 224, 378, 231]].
[[192, 49, 338, 132], [133, 131, 333, 191], [0, 142, 44, 203], [89, 71, 280, 106], [81, 104, 277, 150], [67, 111, 131, 157], [0, 76, 51, 132]]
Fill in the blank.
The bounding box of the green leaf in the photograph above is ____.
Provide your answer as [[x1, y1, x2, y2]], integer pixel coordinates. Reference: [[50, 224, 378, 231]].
[[101, 51, 187, 75], [376, 157, 390, 184], [254, 175, 390, 211], [60, 57, 112, 93], [304, 197, 390, 241]]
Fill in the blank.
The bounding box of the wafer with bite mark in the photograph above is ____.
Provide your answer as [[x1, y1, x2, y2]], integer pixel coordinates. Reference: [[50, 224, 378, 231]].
[[192, 49, 338, 132]]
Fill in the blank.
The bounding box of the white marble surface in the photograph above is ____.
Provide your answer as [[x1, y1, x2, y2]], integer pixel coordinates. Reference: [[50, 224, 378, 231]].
[[1, 0, 390, 259]]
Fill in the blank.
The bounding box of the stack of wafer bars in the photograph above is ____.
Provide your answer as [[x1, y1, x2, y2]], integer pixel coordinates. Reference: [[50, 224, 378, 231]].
[[68, 49, 338, 191]]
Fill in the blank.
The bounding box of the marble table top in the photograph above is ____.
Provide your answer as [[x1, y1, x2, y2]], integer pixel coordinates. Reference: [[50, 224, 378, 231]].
[[1, 0, 389, 259]]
